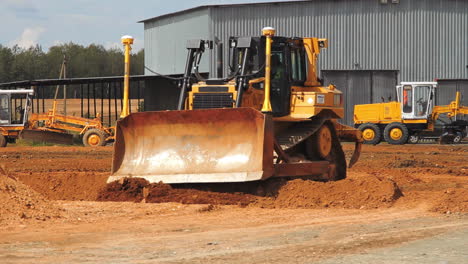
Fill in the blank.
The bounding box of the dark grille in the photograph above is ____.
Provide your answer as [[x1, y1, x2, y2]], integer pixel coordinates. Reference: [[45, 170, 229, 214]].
[[193, 93, 234, 109], [198, 86, 229, 92]]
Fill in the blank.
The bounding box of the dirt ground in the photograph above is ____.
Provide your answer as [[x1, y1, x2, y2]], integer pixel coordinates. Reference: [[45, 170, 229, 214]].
[[0, 143, 467, 263]]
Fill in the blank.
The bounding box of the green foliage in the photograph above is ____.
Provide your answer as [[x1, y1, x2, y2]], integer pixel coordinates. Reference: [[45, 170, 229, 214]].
[[0, 43, 144, 83]]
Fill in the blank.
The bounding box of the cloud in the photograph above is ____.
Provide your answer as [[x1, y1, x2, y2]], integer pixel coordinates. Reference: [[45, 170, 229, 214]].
[[4, 0, 43, 19], [132, 38, 144, 52], [10, 27, 46, 48]]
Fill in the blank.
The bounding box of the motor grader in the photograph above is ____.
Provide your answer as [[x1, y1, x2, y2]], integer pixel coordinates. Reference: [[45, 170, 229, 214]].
[[108, 27, 362, 184], [0, 88, 113, 147], [355, 82, 468, 145]]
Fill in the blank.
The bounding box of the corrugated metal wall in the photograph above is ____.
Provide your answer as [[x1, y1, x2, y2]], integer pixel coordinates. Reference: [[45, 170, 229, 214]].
[[142, 0, 468, 81], [323, 70, 397, 125], [209, 0, 468, 82], [144, 9, 211, 75], [437, 80, 468, 106]]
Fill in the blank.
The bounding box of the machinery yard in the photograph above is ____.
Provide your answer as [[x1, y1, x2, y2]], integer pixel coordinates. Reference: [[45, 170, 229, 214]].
[[0, 0, 467, 263], [0, 143, 466, 263]]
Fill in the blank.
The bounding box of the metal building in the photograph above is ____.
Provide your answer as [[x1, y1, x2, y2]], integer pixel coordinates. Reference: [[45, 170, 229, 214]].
[[141, 0, 468, 125]]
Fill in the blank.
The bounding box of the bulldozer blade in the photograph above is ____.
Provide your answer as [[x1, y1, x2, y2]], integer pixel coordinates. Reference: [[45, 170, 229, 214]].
[[20, 129, 74, 145], [109, 108, 274, 184]]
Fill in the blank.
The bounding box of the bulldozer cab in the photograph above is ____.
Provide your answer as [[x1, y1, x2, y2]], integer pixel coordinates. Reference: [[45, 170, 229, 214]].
[[0, 89, 33, 126], [397, 82, 436, 120], [228, 36, 309, 117]]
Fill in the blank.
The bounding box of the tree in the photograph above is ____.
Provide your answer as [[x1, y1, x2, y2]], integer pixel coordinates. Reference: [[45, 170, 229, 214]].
[[0, 42, 145, 98]]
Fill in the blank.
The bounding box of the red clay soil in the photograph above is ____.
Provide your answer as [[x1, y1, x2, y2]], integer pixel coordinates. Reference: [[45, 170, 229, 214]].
[[16, 172, 109, 201], [256, 176, 402, 209], [1, 144, 467, 215], [0, 146, 111, 201], [97, 178, 258, 206], [97, 176, 403, 210], [0, 170, 62, 223], [429, 188, 468, 214]]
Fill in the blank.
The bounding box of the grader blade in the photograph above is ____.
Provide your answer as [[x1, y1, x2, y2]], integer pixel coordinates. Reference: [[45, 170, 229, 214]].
[[20, 129, 74, 145], [109, 108, 274, 184]]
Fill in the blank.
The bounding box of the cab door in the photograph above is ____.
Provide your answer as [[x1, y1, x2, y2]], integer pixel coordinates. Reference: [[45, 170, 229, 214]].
[[270, 40, 307, 117], [270, 41, 290, 117], [0, 94, 10, 125], [401, 84, 433, 120]]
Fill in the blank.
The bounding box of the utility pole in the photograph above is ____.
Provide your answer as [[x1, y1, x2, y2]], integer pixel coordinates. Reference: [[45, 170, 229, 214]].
[[63, 55, 67, 116]]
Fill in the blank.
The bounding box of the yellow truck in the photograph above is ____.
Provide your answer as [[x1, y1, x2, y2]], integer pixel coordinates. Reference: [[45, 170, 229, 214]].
[[354, 82, 468, 144]]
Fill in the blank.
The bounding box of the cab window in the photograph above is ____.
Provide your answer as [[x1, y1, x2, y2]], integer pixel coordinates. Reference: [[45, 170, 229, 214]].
[[290, 46, 306, 84], [402, 85, 412, 113], [0, 95, 10, 124], [414, 86, 431, 117], [271, 51, 285, 81]]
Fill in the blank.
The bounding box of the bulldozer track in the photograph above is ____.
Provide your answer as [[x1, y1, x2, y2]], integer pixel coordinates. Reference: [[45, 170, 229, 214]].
[[276, 118, 326, 151], [275, 119, 347, 180]]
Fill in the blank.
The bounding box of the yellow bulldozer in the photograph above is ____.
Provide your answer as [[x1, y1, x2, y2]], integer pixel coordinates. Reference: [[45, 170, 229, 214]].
[[108, 27, 362, 184]]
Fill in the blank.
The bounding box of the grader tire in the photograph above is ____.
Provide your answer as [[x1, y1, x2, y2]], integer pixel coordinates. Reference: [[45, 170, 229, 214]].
[[358, 123, 381, 145], [383, 122, 409, 145], [83, 129, 107, 147]]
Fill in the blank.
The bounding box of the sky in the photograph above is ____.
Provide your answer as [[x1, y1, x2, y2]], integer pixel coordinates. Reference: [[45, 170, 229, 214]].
[[0, 0, 289, 53]]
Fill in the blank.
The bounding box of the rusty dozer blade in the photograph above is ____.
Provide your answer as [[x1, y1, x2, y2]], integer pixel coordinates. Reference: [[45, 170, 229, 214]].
[[109, 108, 274, 184], [20, 129, 74, 145]]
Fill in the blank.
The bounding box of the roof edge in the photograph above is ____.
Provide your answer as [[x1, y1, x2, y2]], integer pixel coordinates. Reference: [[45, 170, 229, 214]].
[[138, 0, 306, 23]]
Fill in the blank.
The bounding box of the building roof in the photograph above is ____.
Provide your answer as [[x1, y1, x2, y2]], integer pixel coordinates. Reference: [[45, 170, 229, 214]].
[[138, 0, 307, 23], [0, 74, 181, 88]]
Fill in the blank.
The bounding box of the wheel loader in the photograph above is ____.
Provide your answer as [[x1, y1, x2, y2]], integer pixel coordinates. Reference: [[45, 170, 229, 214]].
[[108, 27, 362, 184], [355, 82, 468, 145]]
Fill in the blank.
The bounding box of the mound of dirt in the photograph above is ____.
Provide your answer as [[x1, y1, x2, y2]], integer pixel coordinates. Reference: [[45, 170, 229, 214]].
[[99, 176, 403, 210], [430, 188, 468, 214], [97, 178, 149, 202], [97, 178, 257, 206], [0, 167, 62, 223], [257, 176, 403, 209], [16, 172, 109, 201]]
